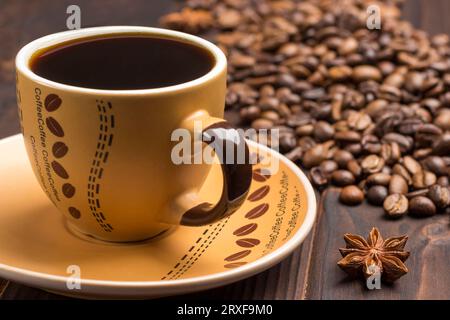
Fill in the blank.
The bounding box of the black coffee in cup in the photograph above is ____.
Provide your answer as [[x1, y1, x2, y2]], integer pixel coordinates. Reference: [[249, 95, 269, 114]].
[[30, 35, 215, 90]]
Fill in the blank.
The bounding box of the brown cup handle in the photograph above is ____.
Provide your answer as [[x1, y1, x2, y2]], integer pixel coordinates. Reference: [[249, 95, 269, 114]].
[[180, 121, 252, 226]]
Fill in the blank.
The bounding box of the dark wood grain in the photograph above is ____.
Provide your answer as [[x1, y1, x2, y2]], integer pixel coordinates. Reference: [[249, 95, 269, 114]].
[[0, 0, 449, 300], [303, 188, 450, 299]]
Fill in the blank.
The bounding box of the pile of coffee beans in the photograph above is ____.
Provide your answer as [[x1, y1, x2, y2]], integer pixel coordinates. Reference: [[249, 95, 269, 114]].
[[161, 0, 450, 218]]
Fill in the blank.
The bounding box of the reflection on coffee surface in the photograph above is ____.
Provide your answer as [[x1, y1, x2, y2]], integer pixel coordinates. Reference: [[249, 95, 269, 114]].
[[30, 35, 215, 90]]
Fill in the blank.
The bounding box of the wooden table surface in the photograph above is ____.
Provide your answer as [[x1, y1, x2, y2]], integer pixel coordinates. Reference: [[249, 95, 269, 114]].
[[0, 0, 449, 300]]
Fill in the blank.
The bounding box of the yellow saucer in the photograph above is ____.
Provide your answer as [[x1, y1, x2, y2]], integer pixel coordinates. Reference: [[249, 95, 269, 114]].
[[0, 134, 316, 299]]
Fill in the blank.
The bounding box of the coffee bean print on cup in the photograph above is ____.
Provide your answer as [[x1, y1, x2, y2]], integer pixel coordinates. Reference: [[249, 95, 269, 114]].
[[62, 183, 76, 198], [45, 117, 64, 137], [43, 92, 79, 217], [51, 160, 69, 179], [86, 101, 115, 233], [68, 207, 81, 219], [44, 93, 62, 112], [52, 141, 68, 158]]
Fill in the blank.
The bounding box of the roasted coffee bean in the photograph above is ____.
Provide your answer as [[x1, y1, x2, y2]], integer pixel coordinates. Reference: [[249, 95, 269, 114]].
[[286, 113, 312, 127], [367, 185, 388, 206], [240, 105, 261, 121], [344, 143, 362, 156], [383, 194, 408, 218], [434, 110, 450, 130], [347, 159, 362, 178], [331, 170, 355, 186], [437, 176, 450, 187], [334, 130, 361, 143], [361, 155, 385, 174], [413, 148, 432, 160], [309, 166, 328, 188], [428, 184, 450, 209], [422, 156, 447, 176], [352, 65, 382, 82], [412, 170, 436, 189], [260, 110, 279, 122], [432, 133, 450, 156], [389, 174, 408, 195], [382, 133, 413, 153], [329, 65, 352, 81], [381, 142, 401, 165], [347, 112, 372, 131], [402, 156, 422, 175], [284, 146, 303, 162], [279, 133, 296, 153], [406, 189, 429, 199], [397, 118, 423, 136], [295, 124, 314, 137], [367, 173, 391, 186], [409, 196, 436, 217], [339, 185, 364, 205], [392, 164, 413, 185], [416, 124, 443, 147], [251, 118, 273, 130], [302, 142, 333, 168], [310, 104, 332, 120], [163, 0, 450, 219], [314, 121, 335, 142], [333, 149, 353, 168]]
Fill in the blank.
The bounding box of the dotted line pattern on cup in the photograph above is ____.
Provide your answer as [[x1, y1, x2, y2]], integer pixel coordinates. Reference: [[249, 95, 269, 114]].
[[161, 217, 230, 280], [87, 100, 115, 233]]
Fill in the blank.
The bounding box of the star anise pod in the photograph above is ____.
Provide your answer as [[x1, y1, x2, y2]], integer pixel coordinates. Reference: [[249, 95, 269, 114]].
[[337, 227, 410, 283]]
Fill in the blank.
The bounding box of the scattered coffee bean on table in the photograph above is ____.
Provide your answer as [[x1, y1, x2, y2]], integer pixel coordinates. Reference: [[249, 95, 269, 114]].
[[161, 0, 450, 219], [339, 185, 364, 205]]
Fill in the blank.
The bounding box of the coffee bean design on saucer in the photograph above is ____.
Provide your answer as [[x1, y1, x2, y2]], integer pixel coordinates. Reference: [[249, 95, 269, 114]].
[[248, 185, 270, 201], [52, 141, 68, 158], [236, 238, 260, 248], [44, 94, 62, 112], [68, 207, 81, 219], [51, 160, 69, 179], [225, 250, 251, 262], [224, 262, 247, 269], [226, 162, 272, 268], [233, 223, 257, 236], [252, 168, 271, 182], [245, 203, 269, 219], [45, 117, 64, 137], [62, 183, 76, 198]]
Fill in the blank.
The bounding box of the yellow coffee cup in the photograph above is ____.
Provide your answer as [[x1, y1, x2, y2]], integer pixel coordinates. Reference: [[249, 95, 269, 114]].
[[15, 26, 252, 242]]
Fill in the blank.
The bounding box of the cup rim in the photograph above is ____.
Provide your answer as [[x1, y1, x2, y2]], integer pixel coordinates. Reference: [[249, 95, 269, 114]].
[[15, 26, 227, 96]]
